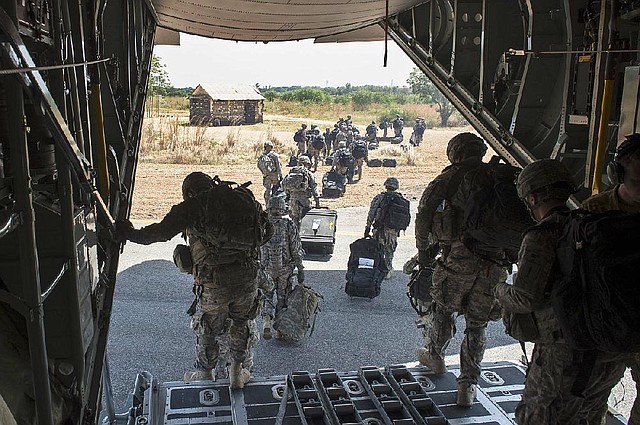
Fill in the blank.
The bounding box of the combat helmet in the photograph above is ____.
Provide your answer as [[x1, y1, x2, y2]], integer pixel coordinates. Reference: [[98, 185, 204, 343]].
[[182, 172, 214, 200], [298, 155, 311, 165], [301, 123, 307, 129], [446, 132, 487, 164], [338, 141, 346, 148], [516, 159, 575, 199], [267, 195, 287, 215], [384, 177, 399, 190], [264, 140, 273, 148]]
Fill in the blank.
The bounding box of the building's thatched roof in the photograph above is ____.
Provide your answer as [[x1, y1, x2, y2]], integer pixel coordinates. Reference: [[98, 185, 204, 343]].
[[191, 84, 265, 101]]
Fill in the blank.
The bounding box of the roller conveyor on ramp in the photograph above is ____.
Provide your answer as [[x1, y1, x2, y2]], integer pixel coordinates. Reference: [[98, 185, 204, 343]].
[[113, 362, 626, 424]]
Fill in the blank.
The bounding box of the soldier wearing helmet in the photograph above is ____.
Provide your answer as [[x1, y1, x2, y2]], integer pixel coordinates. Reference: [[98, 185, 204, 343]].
[[365, 177, 408, 278], [414, 132, 504, 407], [494, 158, 626, 423], [117, 172, 274, 390], [294, 124, 309, 156], [281, 155, 320, 226], [260, 195, 305, 340], [257, 140, 282, 204], [392, 114, 404, 137], [332, 140, 355, 184], [580, 134, 640, 425], [366, 120, 378, 142]]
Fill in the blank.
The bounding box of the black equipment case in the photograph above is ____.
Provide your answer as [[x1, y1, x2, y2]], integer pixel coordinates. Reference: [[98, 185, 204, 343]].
[[299, 208, 337, 255]]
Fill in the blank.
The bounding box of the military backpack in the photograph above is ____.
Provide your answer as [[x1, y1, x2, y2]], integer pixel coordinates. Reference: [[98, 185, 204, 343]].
[[376, 192, 411, 231], [282, 166, 310, 194], [257, 153, 277, 174], [457, 156, 534, 264], [550, 209, 640, 353], [273, 284, 323, 341], [352, 141, 368, 159], [191, 177, 271, 253]]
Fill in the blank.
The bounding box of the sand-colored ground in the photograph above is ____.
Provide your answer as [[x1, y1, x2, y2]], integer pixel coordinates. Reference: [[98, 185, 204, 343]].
[[131, 118, 473, 220]]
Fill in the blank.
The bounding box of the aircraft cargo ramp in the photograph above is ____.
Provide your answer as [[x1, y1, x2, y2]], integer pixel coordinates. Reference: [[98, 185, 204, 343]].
[[105, 362, 626, 425]]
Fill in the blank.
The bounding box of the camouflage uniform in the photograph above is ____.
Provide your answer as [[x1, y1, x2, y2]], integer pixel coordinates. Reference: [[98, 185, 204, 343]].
[[332, 147, 354, 183], [260, 214, 304, 320], [216, 268, 273, 377], [582, 186, 640, 425], [121, 189, 272, 376], [285, 165, 319, 226], [258, 149, 282, 204], [494, 207, 628, 424], [415, 157, 505, 386], [366, 191, 402, 271]]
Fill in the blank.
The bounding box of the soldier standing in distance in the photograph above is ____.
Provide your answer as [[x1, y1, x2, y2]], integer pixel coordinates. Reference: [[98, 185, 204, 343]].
[[580, 134, 640, 425], [116, 172, 273, 389], [260, 196, 305, 340], [392, 114, 404, 137], [494, 159, 628, 424], [257, 140, 282, 204], [294, 123, 309, 156], [365, 177, 407, 279], [282, 155, 320, 227], [414, 133, 506, 407]]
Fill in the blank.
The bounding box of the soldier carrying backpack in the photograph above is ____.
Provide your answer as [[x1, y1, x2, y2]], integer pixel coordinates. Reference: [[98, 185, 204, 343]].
[[494, 159, 633, 424], [364, 177, 410, 279], [117, 172, 274, 390], [282, 156, 320, 226], [257, 141, 282, 204]]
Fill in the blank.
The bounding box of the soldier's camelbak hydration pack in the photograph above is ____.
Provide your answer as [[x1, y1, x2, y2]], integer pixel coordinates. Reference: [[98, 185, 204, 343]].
[[551, 210, 640, 353], [459, 156, 534, 264], [377, 192, 411, 231], [273, 284, 323, 341], [195, 177, 271, 251]]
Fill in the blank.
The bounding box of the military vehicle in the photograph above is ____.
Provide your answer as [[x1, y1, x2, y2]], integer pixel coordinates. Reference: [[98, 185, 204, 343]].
[[0, 0, 638, 424]]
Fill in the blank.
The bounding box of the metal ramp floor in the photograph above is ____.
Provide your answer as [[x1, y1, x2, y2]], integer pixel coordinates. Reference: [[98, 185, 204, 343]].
[[126, 361, 626, 424]]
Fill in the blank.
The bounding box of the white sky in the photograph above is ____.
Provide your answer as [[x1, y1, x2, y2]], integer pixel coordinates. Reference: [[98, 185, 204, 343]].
[[154, 34, 417, 88]]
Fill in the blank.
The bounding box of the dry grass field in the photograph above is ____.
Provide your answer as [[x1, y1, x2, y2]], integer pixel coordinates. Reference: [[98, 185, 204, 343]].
[[131, 112, 477, 220]]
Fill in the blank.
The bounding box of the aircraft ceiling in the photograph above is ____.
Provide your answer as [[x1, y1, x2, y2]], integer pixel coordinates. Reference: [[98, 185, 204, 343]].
[[150, 0, 426, 42]]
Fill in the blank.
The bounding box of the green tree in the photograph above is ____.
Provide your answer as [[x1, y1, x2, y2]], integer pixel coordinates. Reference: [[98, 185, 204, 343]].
[[148, 54, 172, 96], [407, 68, 456, 127]]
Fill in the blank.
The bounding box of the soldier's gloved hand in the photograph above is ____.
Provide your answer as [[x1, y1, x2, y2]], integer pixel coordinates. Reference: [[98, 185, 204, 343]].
[[115, 219, 135, 243], [418, 250, 433, 267], [297, 269, 305, 284], [364, 226, 371, 238]]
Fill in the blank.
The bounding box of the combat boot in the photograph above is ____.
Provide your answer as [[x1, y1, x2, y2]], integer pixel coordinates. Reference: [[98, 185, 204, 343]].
[[263, 316, 272, 340], [183, 368, 214, 383], [228, 360, 250, 390], [416, 347, 447, 374], [456, 382, 476, 407]]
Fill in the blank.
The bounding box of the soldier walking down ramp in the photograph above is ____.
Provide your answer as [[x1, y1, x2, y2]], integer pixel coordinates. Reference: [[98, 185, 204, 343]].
[[495, 159, 629, 424], [257, 140, 282, 203], [281, 156, 320, 226], [117, 172, 273, 389], [260, 196, 305, 340], [414, 133, 506, 407], [365, 177, 410, 279]]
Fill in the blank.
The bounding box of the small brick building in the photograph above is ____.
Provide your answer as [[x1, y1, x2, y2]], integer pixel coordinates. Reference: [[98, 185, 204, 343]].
[[189, 84, 265, 126]]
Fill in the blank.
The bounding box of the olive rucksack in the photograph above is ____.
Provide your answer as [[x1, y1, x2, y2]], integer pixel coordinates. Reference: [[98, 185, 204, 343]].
[[458, 156, 534, 265], [551, 210, 640, 353], [192, 177, 271, 252], [337, 150, 353, 167], [293, 129, 306, 143], [273, 284, 323, 341]]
